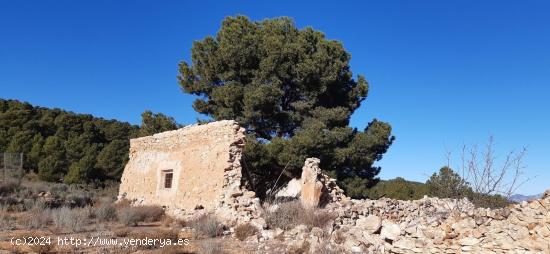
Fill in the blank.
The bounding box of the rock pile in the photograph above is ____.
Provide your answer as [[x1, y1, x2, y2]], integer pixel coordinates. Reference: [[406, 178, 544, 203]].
[[250, 158, 550, 253]]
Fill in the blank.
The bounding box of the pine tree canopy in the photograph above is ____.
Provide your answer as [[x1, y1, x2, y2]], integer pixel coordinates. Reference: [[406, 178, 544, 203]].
[[179, 16, 395, 198]]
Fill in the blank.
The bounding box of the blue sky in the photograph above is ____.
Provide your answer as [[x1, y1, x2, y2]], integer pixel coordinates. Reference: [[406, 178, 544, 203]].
[[1, 1, 548, 194]]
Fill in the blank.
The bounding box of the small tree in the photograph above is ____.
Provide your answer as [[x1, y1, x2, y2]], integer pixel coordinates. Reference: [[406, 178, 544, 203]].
[[426, 167, 471, 199], [460, 136, 528, 199]]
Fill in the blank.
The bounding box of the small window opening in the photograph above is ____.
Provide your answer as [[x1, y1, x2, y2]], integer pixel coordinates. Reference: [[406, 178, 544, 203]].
[[163, 170, 173, 189]]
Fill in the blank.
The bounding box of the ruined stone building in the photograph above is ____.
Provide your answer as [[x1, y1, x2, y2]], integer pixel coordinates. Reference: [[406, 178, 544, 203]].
[[118, 120, 253, 219]]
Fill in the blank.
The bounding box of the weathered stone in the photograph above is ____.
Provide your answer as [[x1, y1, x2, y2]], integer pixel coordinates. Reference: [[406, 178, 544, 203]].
[[275, 178, 301, 198], [381, 221, 401, 241], [393, 238, 415, 250], [356, 215, 382, 233], [298, 158, 324, 208], [459, 237, 481, 246]]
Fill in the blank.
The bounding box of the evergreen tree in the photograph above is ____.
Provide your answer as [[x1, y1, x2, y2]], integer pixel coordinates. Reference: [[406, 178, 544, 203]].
[[0, 98, 139, 183], [426, 166, 471, 199], [95, 140, 129, 179], [178, 16, 394, 197], [138, 110, 179, 137]]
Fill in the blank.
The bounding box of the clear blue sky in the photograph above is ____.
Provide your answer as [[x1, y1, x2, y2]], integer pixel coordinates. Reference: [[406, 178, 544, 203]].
[[1, 1, 548, 194]]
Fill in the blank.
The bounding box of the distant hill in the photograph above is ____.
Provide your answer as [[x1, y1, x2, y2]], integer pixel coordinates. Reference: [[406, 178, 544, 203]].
[[0, 98, 139, 183], [509, 193, 543, 202]]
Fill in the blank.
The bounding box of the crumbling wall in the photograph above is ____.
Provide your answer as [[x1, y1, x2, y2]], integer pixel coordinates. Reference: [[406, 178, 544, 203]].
[[118, 120, 248, 214]]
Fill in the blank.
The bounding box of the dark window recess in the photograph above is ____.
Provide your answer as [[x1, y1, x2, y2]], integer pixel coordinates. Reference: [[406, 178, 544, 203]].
[[163, 170, 173, 189]]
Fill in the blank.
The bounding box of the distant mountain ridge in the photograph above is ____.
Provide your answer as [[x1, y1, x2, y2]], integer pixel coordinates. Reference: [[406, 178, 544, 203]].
[[509, 193, 543, 202]]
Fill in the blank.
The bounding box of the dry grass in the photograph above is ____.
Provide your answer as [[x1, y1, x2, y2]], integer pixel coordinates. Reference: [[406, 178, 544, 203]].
[[187, 214, 224, 238], [200, 239, 227, 254], [0, 212, 16, 230], [264, 201, 336, 230], [94, 199, 117, 221], [162, 215, 186, 228], [0, 178, 21, 195], [24, 209, 51, 229], [51, 206, 89, 232], [234, 223, 259, 241], [287, 240, 310, 254], [113, 227, 131, 237], [117, 205, 165, 226]]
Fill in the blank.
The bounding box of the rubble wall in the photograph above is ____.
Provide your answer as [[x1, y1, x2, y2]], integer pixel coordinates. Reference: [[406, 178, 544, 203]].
[[118, 120, 246, 213]]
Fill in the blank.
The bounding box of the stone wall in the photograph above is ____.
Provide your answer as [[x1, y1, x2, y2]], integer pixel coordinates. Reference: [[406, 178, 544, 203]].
[[267, 158, 550, 253], [118, 120, 253, 218]]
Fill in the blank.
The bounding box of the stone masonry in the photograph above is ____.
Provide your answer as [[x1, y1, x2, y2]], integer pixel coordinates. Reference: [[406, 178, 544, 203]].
[[118, 120, 261, 224], [118, 121, 550, 253]]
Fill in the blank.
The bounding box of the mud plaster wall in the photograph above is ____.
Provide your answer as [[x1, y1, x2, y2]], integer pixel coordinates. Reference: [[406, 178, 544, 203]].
[[118, 120, 245, 213]]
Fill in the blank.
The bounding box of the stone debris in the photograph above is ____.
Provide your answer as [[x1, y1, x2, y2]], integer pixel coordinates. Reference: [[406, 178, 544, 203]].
[[117, 121, 550, 253], [256, 158, 550, 253]]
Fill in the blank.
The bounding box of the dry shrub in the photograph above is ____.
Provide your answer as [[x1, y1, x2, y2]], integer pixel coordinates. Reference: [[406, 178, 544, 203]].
[[1, 212, 16, 230], [51, 206, 89, 232], [288, 240, 310, 254], [200, 239, 226, 254], [115, 198, 132, 208], [23, 199, 47, 211], [234, 223, 259, 241], [95, 200, 117, 222], [264, 201, 336, 230], [0, 178, 21, 195], [66, 192, 94, 208], [153, 245, 193, 254], [28, 243, 55, 254], [113, 227, 131, 237], [187, 214, 224, 238], [332, 230, 346, 244], [117, 205, 165, 226], [162, 216, 186, 228], [24, 209, 51, 229]]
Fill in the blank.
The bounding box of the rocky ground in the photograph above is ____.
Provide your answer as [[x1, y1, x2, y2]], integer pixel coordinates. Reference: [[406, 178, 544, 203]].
[[1, 161, 549, 253]]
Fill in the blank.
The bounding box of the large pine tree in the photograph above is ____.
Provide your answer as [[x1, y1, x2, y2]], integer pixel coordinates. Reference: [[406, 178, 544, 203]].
[[178, 16, 395, 197]]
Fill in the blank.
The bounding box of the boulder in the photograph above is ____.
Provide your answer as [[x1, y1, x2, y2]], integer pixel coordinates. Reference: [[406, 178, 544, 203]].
[[380, 221, 401, 241], [275, 178, 301, 198], [356, 215, 382, 233]]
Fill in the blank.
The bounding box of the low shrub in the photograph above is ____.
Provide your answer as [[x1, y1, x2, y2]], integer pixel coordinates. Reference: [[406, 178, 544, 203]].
[[66, 192, 94, 208], [162, 216, 186, 228], [94, 200, 117, 222], [117, 205, 165, 226], [200, 240, 226, 254], [0, 212, 16, 230], [23, 199, 48, 211], [51, 207, 89, 232], [113, 227, 131, 237], [187, 214, 224, 238], [264, 201, 336, 230], [234, 223, 259, 241], [24, 209, 51, 229], [0, 178, 21, 195]]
